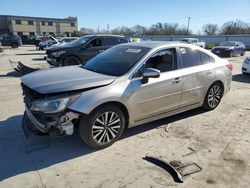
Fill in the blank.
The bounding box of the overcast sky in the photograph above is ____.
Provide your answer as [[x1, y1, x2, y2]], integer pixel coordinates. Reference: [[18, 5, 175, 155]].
[[0, 0, 249, 33]]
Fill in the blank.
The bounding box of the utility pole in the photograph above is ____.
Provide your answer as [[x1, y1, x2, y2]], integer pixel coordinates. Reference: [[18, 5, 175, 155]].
[[107, 24, 110, 34], [187, 17, 191, 35]]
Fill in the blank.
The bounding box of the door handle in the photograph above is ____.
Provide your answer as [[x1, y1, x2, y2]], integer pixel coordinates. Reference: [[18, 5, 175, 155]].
[[172, 77, 181, 84]]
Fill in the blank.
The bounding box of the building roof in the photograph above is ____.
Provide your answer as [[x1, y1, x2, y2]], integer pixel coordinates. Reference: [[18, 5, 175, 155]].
[[0, 15, 77, 22]]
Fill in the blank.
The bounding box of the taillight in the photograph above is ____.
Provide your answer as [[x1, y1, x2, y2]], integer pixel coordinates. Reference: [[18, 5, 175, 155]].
[[226, 64, 233, 72]]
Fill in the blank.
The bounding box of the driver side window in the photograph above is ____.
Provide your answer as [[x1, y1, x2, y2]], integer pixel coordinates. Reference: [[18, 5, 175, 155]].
[[132, 48, 177, 78], [145, 48, 177, 73], [89, 38, 102, 47]]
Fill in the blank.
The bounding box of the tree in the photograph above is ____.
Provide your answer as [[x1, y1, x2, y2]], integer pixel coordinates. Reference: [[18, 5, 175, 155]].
[[111, 26, 134, 35], [202, 24, 218, 35], [220, 20, 250, 34], [132, 25, 147, 35]]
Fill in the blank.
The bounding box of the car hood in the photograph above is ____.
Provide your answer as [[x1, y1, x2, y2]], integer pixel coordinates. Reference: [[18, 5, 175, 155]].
[[213, 46, 233, 50], [21, 66, 116, 94], [46, 44, 73, 51]]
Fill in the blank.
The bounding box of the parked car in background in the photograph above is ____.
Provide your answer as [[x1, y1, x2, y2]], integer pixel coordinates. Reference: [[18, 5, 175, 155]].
[[48, 37, 78, 49], [212, 41, 245, 57], [46, 34, 129, 66], [0, 35, 22, 48], [20, 35, 36, 45], [242, 56, 250, 75], [0, 42, 3, 52], [180, 38, 206, 48], [34, 36, 52, 48], [21, 42, 232, 149], [37, 35, 58, 50], [38, 39, 58, 50]]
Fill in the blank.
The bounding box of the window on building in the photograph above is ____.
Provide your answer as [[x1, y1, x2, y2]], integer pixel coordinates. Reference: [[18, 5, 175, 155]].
[[16, 20, 21, 25], [8, 20, 12, 25], [29, 32, 35, 36], [28, 20, 34, 25], [70, 22, 75, 27], [48, 22, 53, 26], [41, 21, 46, 26], [17, 32, 23, 36], [179, 47, 202, 68]]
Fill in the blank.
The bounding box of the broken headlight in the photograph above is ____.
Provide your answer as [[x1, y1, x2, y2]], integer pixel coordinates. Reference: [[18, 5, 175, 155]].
[[30, 94, 80, 114]]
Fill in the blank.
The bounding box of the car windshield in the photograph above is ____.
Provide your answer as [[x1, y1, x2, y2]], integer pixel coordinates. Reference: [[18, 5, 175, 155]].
[[66, 36, 93, 47], [221, 41, 235, 46], [83, 45, 150, 76]]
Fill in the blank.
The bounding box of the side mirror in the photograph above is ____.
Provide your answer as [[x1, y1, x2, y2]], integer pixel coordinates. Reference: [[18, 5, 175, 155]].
[[142, 68, 160, 83]]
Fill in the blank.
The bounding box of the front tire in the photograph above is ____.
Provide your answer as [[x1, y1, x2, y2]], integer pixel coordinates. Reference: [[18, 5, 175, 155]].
[[79, 104, 125, 149], [202, 82, 224, 110], [12, 43, 18, 48], [63, 56, 81, 66], [229, 51, 234, 58]]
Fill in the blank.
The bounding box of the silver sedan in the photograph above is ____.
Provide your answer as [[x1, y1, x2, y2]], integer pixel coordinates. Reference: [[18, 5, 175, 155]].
[[21, 42, 232, 149]]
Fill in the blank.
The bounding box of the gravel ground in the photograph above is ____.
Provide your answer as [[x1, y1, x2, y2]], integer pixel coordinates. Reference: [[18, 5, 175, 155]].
[[0, 46, 249, 188]]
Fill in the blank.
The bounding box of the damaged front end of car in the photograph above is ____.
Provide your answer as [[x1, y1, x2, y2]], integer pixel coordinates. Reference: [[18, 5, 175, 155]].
[[21, 83, 81, 137]]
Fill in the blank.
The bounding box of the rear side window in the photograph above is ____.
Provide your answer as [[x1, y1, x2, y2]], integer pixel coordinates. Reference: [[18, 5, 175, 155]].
[[101, 37, 119, 46], [180, 47, 202, 68], [200, 52, 214, 64]]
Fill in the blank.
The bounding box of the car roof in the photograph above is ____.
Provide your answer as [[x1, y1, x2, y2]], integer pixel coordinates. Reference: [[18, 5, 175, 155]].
[[120, 41, 184, 49], [181, 38, 197, 40], [82, 34, 126, 38]]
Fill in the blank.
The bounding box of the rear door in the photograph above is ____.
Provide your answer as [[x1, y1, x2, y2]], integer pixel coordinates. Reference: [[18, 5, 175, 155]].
[[179, 47, 216, 107]]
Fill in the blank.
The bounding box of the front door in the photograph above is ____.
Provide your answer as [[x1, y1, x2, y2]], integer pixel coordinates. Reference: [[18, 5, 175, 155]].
[[130, 48, 183, 121]]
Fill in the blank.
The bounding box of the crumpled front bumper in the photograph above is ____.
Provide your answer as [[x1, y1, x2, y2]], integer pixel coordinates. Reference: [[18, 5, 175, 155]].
[[22, 106, 79, 137], [24, 107, 48, 133]]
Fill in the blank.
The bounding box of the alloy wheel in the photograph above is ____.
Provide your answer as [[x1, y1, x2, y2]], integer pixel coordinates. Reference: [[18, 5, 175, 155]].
[[91, 111, 121, 144], [207, 84, 222, 108]]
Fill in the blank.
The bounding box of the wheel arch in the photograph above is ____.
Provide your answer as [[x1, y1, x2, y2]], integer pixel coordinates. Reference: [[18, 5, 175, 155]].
[[90, 101, 130, 128]]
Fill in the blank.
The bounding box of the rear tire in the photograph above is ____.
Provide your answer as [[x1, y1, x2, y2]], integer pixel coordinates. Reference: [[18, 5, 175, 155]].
[[241, 50, 245, 56], [63, 56, 81, 66], [202, 82, 224, 110], [79, 104, 125, 149]]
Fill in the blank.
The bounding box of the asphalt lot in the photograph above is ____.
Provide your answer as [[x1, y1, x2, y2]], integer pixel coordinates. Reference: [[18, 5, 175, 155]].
[[0, 46, 250, 188]]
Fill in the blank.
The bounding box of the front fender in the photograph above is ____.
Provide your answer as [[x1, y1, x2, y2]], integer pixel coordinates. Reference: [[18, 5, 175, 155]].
[[68, 80, 133, 115]]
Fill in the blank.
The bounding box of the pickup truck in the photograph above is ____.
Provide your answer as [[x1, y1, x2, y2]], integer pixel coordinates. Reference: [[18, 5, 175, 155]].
[[180, 38, 206, 48]]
